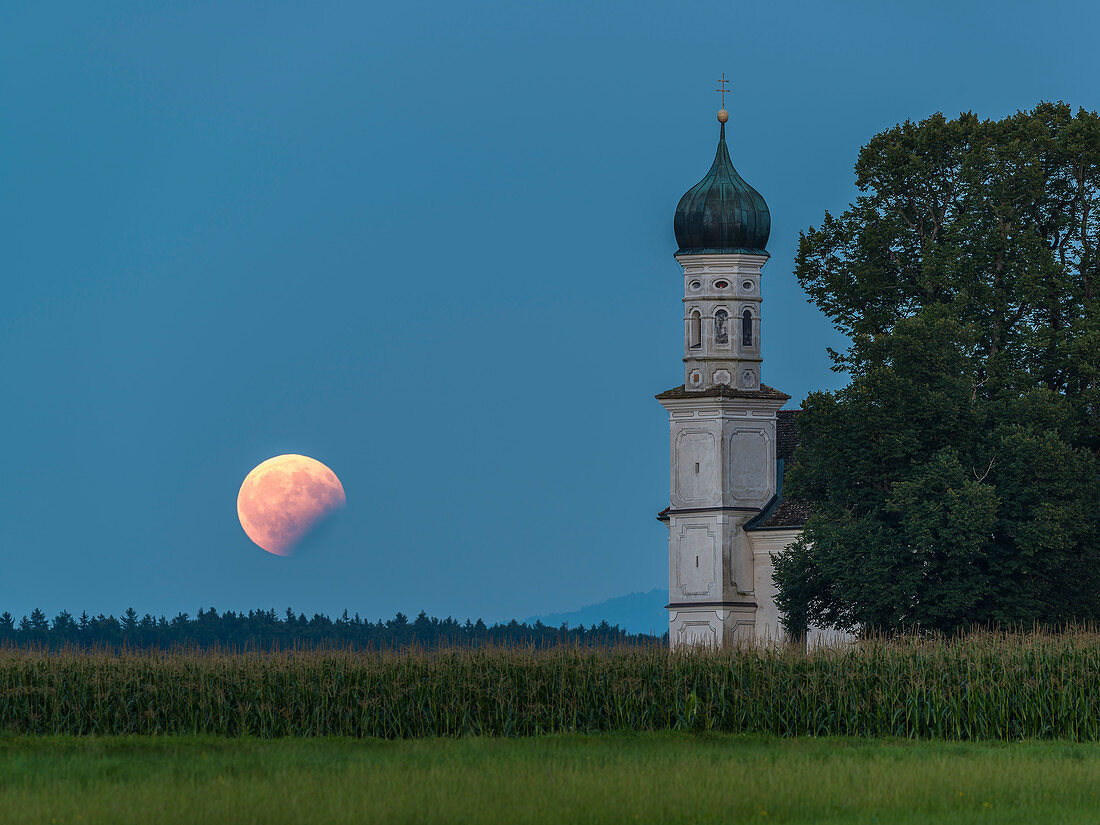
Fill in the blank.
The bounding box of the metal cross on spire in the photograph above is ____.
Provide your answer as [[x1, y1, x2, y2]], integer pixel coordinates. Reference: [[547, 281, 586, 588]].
[[716, 73, 730, 109]]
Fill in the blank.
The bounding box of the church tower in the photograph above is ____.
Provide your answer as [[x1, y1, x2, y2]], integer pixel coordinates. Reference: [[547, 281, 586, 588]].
[[657, 102, 790, 648]]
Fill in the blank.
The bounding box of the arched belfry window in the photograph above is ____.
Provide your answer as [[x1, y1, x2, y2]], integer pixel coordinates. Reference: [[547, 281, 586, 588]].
[[714, 310, 729, 344], [689, 310, 701, 349], [742, 309, 753, 347]]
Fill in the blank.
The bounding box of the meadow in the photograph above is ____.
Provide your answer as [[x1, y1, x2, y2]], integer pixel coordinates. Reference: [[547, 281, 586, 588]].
[[7, 634, 1100, 823], [4, 733, 1100, 824], [4, 629, 1100, 739]]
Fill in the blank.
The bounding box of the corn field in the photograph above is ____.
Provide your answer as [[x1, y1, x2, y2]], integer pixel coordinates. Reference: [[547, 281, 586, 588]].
[[4, 631, 1100, 740]]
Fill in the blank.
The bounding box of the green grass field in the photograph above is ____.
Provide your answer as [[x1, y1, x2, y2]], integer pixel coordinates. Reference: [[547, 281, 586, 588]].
[[3, 734, 1100, 824]]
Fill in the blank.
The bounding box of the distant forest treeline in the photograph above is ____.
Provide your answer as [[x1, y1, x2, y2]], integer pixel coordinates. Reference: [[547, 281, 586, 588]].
[[0, 607, 662, 650]]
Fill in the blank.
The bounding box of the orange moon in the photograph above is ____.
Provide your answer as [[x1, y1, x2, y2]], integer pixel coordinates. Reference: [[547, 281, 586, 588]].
[[237, 454, 346, 556]]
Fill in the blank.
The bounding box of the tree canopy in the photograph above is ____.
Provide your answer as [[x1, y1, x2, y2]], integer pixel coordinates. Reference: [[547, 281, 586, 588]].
[[774, 102, 1100, 636]]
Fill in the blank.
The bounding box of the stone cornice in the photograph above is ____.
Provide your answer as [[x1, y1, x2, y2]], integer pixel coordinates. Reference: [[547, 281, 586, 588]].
[[656, 383, 790, 404], [674, 252, 770, 269], [666, 600, 759, 609]]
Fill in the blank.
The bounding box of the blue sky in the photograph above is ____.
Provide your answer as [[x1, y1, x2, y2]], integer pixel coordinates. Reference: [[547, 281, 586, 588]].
[[1, 0, 1097, 623]]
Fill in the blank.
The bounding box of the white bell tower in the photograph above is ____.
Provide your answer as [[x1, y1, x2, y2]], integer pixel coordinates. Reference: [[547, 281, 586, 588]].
[[658, 101, 789, 648]]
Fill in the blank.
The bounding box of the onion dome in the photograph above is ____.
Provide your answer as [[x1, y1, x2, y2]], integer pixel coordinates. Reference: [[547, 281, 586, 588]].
[[674, 113, 770, 256]]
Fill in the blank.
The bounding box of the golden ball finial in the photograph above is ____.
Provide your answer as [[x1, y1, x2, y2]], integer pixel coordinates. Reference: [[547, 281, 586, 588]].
[[717, 109, 729, 124]]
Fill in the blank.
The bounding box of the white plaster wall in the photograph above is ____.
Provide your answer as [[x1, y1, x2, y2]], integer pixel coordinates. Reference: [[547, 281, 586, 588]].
[[748, 529, 798, 643], [669, 606, 755, 650], [660, 391, 787, 650], [667, 510, 758, 604], [807, 625, 856, 649], [676, 253, 768, 390], [747, 528, 857, 648], [661, 399, 784, 511], [669, 518, 720, 599]]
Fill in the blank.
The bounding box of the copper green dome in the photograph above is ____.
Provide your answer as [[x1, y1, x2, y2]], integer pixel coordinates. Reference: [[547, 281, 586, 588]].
[[674, 119, 770, 256]]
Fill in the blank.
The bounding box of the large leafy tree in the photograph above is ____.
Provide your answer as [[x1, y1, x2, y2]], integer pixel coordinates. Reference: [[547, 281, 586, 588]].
[[774, 102, 1100, 636]]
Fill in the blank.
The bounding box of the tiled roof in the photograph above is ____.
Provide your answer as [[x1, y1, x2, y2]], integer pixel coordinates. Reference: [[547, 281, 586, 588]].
[[655, 383, 791, 402], [749, 495, 811, 530], [776, 409, 799, 460]]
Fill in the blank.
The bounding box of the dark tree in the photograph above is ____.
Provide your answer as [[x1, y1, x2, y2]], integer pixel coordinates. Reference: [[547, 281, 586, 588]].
[[775, 102, 1100, 636]]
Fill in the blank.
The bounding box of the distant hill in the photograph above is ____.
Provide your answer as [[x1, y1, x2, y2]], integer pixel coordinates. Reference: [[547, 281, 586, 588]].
[[527, 589, 668, 636]]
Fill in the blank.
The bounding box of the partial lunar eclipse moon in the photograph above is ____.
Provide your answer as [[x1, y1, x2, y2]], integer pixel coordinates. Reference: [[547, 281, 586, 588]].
[[237, 454, 346, 556]]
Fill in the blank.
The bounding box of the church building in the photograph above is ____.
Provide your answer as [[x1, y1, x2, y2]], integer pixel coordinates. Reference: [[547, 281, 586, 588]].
[[657, 102, 812, 648]]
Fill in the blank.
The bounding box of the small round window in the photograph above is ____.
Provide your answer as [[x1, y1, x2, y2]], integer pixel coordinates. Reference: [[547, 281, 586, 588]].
[[689, 280, 702, 290], [714, 280, 730, 289], [742, 281, 753, 291]]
